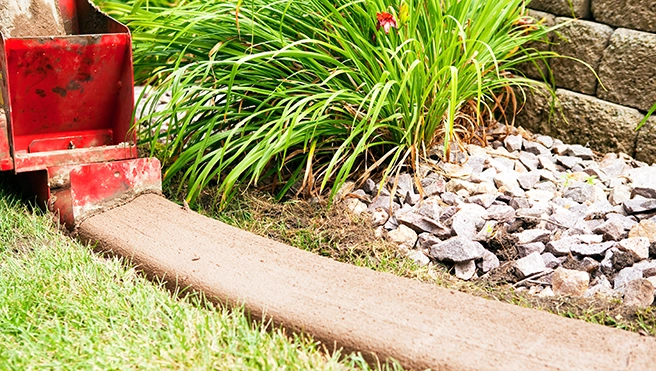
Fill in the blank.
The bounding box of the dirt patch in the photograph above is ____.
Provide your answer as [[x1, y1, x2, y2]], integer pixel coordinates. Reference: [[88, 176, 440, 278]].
[[0, 0, 67, 37]]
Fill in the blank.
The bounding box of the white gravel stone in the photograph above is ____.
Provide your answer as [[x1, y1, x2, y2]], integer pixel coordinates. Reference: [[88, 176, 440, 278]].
[[614, 267, 644, 293], [480, 249, 500, 273], [454, 260, 477, 280], [388, 225, 418, 250], [504, 134, 523, 152], [429, 237, 485, 263], [515, 229, 553, 245], [552, 267, 590, 297], [622, 279, 655, 307], [617, 237, 650, 261], [406, 249, 430, 267], [514, 252, 547, 278]]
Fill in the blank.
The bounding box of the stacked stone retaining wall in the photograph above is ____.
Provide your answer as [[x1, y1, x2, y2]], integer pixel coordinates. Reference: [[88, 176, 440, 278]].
[[514, 0, 656, 163]]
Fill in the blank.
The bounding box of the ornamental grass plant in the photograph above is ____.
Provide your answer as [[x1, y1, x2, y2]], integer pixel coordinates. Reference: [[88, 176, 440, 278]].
[[99, 0, 560, 206]]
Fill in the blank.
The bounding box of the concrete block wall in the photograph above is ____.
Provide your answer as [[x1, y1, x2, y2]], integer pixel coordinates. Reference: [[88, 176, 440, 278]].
[[515, 0, 656, 163]]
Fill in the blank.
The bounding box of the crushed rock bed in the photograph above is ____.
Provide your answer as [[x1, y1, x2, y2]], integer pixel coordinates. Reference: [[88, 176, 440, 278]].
[[340, 127, 656, 308]]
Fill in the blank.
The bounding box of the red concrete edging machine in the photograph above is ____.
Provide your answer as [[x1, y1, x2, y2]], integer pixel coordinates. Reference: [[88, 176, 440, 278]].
[[0, 0, 161, 229]]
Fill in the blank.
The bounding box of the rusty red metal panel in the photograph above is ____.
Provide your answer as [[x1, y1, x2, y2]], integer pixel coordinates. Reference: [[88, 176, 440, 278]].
[[5, 34, 134, 152], [58, 0, 80, 35], [0, 111, 11, 171], [0, 33, 12, 171], [67, 157, 162, 226], [14, 145, 137, 173]]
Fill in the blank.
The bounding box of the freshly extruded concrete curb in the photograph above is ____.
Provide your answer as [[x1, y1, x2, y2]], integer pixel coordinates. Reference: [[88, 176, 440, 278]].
[[79, 194, 656, 371]]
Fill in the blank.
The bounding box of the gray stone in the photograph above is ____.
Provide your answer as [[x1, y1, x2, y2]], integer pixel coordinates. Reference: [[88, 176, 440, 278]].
[[530, 0, 591, 18], [415, 196, 442, 220], [552, 267, 590, 297], [555, 156, 581, 170], [417, 233, 440, 250], [362, 178, 377, 193], [609, 185, 632, 206], [628, 220, 656, 242], [592, 220, 625, 241], [454, 260, 477, 281], [370, 209, 389, 227], [563, 144, 595, 160], [514, 252, 547, 278], [473, 221, 497, 242], [440, 162, 473, 179], [485, 205, 515, 223], [469, 194, 497, 209], [606, 213, 638, 231], [503, 134, 523, 152], [633, 260, 656, 278], [600, 248, 616, 275], [525, 189, 556, 203], [383, 216, 399, 230], [518, 242, 546, 258], [394, 173, 414, 194], [546, 236, 581, 256], [480, 249, 500, 273], [597, 28, 656, 112], [581, 257, 600, 273], [493, 171, 519, 190], [473, 182, 497, 196], [563, 183, 596, 203], [509, 197, 531, 210], [539, 156, 558, 172], [585, 200, 615, 220], [368, 195, 398, 213], [519, 152, 540, 172], [623, 279, 655, 307], [524, 141, 551, 157], [536, 135, 554, 149], [388, 225, 418, 250], [421, 176, 446, 196], [623, 199, 656, 214], [446, 179, 478, 196], [510, 83, 552, 139], [397, 213, 452, 238], [515, 229, 552, 245], [584, 275, 617, 298], [628, 166, 656, 199], [617, 237, 651, 261], [599, 157, 629, 179], [406, 250, 430, 267], [517, 171, 541, 190], [541, 252, 563, 269], [614, 267, 644, 293], [592, 0, 656, 35], [404, 191, 421, 206], [429, 237, 485, 263], [345, 198, 368, 215], [571, 242, 615, 257], [550, 18, 613, 94], [440, 192, 463, 206]]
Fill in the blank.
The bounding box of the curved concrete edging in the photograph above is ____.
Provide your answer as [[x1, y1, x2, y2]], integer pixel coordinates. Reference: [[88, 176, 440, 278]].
[[78, 194, 656, 371]]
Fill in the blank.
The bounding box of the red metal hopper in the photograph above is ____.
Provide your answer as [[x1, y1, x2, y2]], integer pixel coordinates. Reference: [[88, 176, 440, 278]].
[[0, 0, 161, 228]]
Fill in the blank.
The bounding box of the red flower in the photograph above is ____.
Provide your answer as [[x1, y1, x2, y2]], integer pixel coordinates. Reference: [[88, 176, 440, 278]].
[[376, 12, 397, 34]]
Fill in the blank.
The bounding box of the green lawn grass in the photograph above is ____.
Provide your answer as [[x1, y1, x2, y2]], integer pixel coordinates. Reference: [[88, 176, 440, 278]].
[[0, 185, 391, 370]]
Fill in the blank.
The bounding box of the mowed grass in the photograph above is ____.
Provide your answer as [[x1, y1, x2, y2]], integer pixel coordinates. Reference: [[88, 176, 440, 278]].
[[0, 186, 390, 370]]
